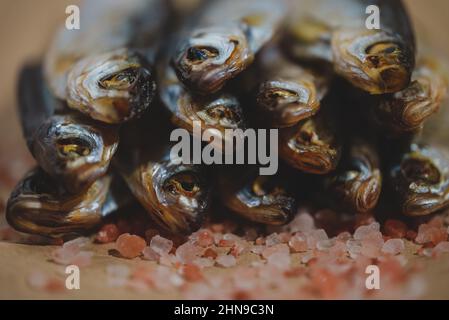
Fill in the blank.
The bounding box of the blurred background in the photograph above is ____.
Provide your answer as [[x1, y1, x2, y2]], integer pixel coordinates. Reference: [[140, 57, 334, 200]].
[[0, 0, 448, 192]]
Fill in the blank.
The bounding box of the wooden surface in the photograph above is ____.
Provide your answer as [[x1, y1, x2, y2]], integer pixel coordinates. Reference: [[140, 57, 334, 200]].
[[0, 0, 449, 300]]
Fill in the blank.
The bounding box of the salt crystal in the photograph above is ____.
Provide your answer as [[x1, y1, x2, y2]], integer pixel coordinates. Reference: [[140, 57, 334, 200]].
[[180, 264, 204, 281], [250, 245, 265, 255], [360, 232, 384, 258], [27, 271, 64, 292], [307, 229, 328, 249], [142, 246, 160, 261], [336, 232, 351, 241], [150, 235, 173, 255], [416, 224, 447, 246], [203, 247, 218, 259], [301, 253, 315, 264], [346, 239, 362, 259], [316, 239, 335, 251], [196, 230, 214, 247], [115, 233, 146, 259], [193, 257, 215, 268], [381, 239, 405, 255], [63, 237, 90, 250], [106, 264, 130, 287], [262, 243, 290, 259], [70, 251, 93, 267], [288, 233, 308, 253], [176, 241, 202, 264], [267, 251, 291, 269], [279, 232, 292, 243], [288, 211, 315, 233], [265, 233, 281, 246], [255, 237, 265, 245], [354, 222, 380, 240], [95, 224, 120, 243], [216, 254, 237, 268], [432, 241, 449, 258]]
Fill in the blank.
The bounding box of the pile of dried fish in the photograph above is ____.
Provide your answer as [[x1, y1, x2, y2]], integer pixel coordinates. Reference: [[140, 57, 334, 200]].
[[6, 0, 449, 238]]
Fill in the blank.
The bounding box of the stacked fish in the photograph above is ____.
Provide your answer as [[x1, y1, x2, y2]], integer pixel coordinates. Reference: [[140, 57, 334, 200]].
[[6, 0, 449, 239]]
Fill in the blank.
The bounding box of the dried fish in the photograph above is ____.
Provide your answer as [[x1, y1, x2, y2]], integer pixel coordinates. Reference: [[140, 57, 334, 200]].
[[324, 138, 382, 213], [18, 64, 119, 193], [218, 168, 296, 225], [172, 0, 287, 94], [253, 46, 331, 128], [6, 169, 125, 238], [285, 0, 415, 94], [44, 0, 168, 123], [115, 114, 212, 235], [279, 102, 342, 174], [370, 58, 448, 136]]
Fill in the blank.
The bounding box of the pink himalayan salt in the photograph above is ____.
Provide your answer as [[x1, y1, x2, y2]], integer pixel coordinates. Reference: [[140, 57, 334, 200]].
[[346, 239, 362, 258], [159, 253, 176, 267], [95, 224, 120, 243], [383, 219, 407, 238], [230, 241, 250, 257], [196, 230, 214, 247], [288, 211, 315, 233], [150, 235, 173, 255], [336, 231, 352, 241], [51, 237, 93, 266], [360, 231, 384, 258], [265, 233, 282, 246], [354, 222, 380, 240], [267, 251, 291, 269], [216, 254, 237, 268], [262, 243, 290, 259], [193, 257, 215, 268], [176, 241, 203, 264], [203, 247, 218, 259], [115, 233, 146, 259], [306, 229, 328, 249], [250, 245, 265, 255], [279, 232, 292, 243], [415, 224, 447, 246], [180, 264, 204, 281], [255, 237, 265, 245], [316, 239, 336, 251], [382, 239, 405, 255], [142, 246, 160, 261], [288, 233, 308, 252], [106, 264, 130, 287], [432, 241, 449, 258], [27, 271, 65, 292]]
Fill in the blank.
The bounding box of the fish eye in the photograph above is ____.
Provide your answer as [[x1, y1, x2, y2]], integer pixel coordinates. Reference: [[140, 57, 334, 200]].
[[99, 67, 139, 90], [401, 158, 441, 184], [163, 172, 200, 197], [56, 137, 91, 158], [186, 46, 219, 64]]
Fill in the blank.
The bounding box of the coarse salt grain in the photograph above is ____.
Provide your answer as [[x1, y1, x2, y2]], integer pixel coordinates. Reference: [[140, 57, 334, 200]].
[[288, 233, 308, 253], [115, 233, 146, 259], [382, 239, 405, 255], [354, 222, 380, 240], [150, 235, 173, 255], [216, 254, 237, 268], [288, 211, 315, 233], [142, 246, 160, 261], [95, 224, 120, 243], [432, 241, 449, 258], [265, 233, 282, 246], [262, 243, 289, 259], [176, 241, 202, 264]]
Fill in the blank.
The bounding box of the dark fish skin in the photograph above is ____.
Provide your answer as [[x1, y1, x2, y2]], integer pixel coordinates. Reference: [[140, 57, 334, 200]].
[[159, 59, 246, 153], [369, 58, 447, 136], [18, 64, 119, 194], [172, 0, 287, 94], [44, 0, 169, 123], [388, 144, 449, 217], [253, 46, 331, 128], [323, 138, 382, 213], [114, 111, 212, 235], [279, 100, 342, 175], [284, 0, 415, 94], [218, 167, 296, 225], [6, 169, 123, 238]]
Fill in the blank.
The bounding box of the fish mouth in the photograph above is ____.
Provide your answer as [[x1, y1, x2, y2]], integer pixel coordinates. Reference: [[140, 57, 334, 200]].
[[67, 48, 155, 124], [332, 29, 414, 94], [173, 27, 252, 94], [256, 80, 319, 127]]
